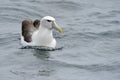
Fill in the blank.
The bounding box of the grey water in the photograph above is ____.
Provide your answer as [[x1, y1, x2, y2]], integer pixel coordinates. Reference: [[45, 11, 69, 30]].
[[0, 0, 120, 80]]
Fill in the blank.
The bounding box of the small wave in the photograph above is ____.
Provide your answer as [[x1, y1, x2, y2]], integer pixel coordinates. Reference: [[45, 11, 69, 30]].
[[49, 58, 120, 72], [20, 46, 63, 51], [93, 30, 120, 39], [0, 3, 44, 22], [73, 29, 120, 40], [68, 63, 120, 72], [44, 0, 82, 11]]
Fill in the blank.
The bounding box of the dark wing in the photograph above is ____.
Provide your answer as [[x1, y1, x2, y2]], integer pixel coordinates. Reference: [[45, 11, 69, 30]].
[[33, 19, 40, 29], [22, 19, 34, 42], [22, 19, 40, 42]]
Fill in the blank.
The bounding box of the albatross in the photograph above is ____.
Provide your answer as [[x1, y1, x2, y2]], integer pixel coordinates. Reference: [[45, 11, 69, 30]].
[[21, 16, 62, 48]]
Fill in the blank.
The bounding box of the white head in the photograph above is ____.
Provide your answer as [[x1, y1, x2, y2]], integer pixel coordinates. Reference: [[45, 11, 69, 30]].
[[40, 16, 62, 33]]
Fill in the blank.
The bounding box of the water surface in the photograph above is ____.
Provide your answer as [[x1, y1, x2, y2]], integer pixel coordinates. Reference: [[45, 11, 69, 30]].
[[0, 0, 120, 80]]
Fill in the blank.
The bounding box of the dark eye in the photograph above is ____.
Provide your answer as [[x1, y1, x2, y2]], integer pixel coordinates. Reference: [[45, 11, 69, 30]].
[[47, 20, 51, 22]]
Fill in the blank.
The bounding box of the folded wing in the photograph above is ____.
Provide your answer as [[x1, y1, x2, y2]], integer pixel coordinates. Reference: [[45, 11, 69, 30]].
[[22, 19, 40, 42]]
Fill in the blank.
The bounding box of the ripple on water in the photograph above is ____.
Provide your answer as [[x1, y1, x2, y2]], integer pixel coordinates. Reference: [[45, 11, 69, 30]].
[[0, 33, 19, 49], [0, 3, 45, 22], [1, 0, 120, 80], [20, 46, 63, 51]]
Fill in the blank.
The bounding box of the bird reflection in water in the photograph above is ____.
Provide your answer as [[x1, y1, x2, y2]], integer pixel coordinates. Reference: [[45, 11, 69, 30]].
[[33, 49, 50, 60]]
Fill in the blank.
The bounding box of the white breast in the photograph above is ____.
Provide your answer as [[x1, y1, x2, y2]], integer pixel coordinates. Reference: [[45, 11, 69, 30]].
[[31, 27, 56, 48]]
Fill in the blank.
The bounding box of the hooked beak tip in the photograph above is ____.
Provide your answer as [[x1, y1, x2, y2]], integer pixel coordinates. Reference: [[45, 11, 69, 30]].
[[52, 21, 63, 33], [59, 28, 63, 33]]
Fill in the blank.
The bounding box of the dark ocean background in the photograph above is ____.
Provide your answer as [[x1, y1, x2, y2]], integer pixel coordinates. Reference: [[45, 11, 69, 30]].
[[0, 0, 120, 80]]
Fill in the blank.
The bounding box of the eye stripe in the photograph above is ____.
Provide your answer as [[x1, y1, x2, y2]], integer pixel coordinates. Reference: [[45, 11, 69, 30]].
[[47, 20, 52, 22]]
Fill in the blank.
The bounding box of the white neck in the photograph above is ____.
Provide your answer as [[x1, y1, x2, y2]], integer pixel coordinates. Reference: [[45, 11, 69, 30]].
[[32, 26, 55, 47], [38, 26, 52, 35]]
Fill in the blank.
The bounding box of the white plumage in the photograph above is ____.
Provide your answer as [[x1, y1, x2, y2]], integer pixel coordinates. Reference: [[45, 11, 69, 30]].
[[21, 16, 62, 48]]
